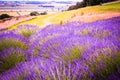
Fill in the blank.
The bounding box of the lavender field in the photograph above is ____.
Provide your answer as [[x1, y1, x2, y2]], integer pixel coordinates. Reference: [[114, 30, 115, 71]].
[[0, 16, 120, 80]]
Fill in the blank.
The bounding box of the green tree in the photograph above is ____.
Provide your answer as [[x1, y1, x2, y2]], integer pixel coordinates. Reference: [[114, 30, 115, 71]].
[[30, 11, 40, 16], [83, 0, 115, 6], [83, 0, 102, 6], [0, 14, 11, 20]]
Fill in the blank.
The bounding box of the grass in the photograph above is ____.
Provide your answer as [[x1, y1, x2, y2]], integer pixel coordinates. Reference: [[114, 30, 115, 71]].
[[0, 39, 28, 52], [17, 28, 36, 38], [0, 48, 26, 74], [50, 2, 120, 24], [21, 30, 34, 37], [8, 14, 53, 30]]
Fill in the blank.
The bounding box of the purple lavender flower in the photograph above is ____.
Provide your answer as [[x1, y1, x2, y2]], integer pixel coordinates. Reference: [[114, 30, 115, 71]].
[[13, 24, 41, 37], [0, 16, 120, 80]]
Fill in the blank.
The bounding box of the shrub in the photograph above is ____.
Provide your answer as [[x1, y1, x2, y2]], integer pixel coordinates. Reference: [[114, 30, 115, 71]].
[[15, 24, 41, 37], [0, 39, 28, 52], [0, 14, 11, 20], [68, 1, 86, 10], [30, 11, 40, 16], [0, 32, 28, 52], [40, 11, 47, 15], [0, 47, 26, 74]]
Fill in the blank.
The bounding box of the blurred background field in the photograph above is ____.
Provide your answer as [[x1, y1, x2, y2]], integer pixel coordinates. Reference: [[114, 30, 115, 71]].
[[0, 0, 120, 80], [6, 2, 120, 30]]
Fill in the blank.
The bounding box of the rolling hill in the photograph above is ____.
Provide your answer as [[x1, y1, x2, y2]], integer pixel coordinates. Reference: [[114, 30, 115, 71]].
[[2, 1, 120, 30]]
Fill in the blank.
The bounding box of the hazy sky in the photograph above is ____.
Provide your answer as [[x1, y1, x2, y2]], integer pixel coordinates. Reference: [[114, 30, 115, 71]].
[[2, 0, 83, 2]]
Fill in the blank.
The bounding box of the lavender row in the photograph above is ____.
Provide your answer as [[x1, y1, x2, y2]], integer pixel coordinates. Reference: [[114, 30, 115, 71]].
[[0, 17, 120, 80]]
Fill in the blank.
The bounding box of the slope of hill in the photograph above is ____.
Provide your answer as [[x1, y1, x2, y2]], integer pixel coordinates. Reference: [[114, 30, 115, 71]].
[[3, 2, 120, 30]]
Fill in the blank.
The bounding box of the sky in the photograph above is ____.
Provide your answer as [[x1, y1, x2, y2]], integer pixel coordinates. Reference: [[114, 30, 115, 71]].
[[2, 0, 83, 2]]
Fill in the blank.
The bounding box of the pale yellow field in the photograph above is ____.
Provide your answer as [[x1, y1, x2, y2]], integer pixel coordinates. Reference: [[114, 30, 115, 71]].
[[50, 2, 120, 24], [9, 14, 55, 30]]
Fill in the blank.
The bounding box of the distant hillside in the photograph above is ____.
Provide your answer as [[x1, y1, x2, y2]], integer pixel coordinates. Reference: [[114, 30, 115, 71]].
[[7, 2, 120, 30], [68, 0, 119, 10]]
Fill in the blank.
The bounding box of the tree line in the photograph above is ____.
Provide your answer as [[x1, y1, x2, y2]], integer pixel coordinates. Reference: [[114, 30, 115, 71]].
[[68, 0, 117, 10]]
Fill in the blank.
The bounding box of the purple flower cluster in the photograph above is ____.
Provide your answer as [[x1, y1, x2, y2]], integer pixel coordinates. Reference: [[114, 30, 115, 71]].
[[0, 17, 120, 80], [0, 47, 27, 74], [13, 24, 41, 38], [0, 31, 28, 52]]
